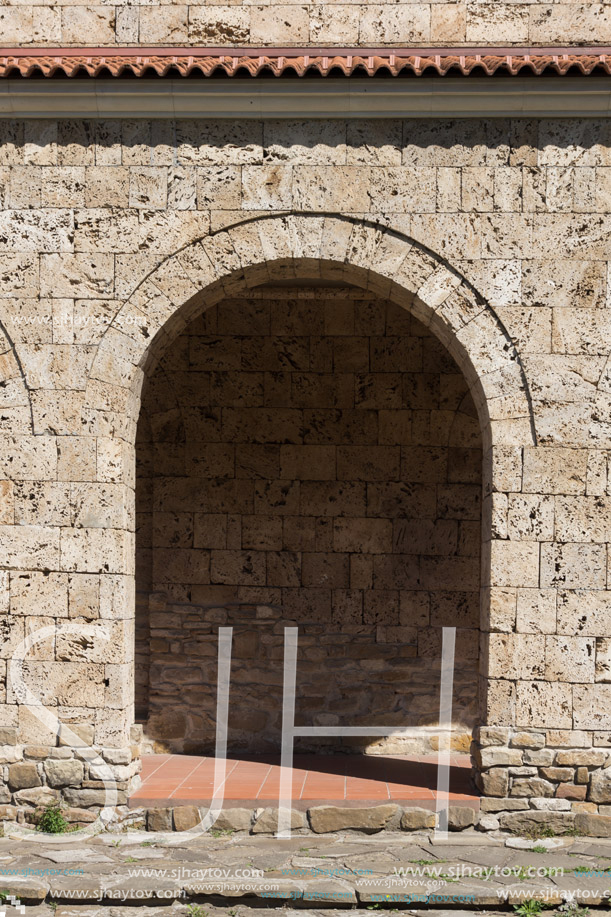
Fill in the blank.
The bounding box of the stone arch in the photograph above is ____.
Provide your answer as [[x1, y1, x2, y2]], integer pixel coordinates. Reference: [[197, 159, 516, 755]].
[[86, 213, 536, 455], [83, 212, 539, 758]]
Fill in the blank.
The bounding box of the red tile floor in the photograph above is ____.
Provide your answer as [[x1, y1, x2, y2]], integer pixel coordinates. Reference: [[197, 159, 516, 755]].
[[130, 754, 479, 810]]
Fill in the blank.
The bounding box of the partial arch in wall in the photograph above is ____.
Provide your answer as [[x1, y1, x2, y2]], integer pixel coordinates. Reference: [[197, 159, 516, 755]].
[[0, 320, 34, 435]]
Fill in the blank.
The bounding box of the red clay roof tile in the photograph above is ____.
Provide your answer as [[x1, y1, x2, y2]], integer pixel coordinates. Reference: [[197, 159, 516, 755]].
[[1, 47, 611, 78]]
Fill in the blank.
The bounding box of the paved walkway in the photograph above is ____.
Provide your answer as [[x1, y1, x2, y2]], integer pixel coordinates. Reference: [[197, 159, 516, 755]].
[[131, 753, 476, 807], [4, 827, 611, 915]]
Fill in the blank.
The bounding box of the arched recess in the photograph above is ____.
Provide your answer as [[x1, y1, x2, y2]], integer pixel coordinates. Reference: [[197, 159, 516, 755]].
[[85, 213, 537, 746], [87, 214, 535, 453]]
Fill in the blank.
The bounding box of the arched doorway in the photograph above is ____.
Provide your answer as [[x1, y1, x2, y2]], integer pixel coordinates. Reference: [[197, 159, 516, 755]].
[[84, 213, 535, 794], [135, 280, 483, 757]]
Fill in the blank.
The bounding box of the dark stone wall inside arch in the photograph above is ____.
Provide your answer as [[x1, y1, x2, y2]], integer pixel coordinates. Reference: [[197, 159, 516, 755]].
[[135, 284, 482, 755]]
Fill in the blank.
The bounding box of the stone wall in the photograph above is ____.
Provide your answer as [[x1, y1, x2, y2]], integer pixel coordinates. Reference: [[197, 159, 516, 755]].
[[0, 723, 142, 821], [0, 117, 611, 823], [136, 287, 481, 754], [0, 2, 607, 47], [474, 726, 611, 834]]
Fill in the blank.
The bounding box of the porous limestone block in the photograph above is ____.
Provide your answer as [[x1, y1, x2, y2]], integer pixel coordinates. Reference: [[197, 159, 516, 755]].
[[522, 448, 588, 495], [516, 589, 557, 635], [516, 681, 573, 729]]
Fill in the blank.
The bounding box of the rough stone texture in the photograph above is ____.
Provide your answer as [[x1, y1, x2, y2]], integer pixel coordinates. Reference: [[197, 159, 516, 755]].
[[476, 747, 522, 768], [147, 807, 173, 832], [480, 797, 529, 812], [478, 812, 500, 830], [13, 786, 57, 806], [173, 805, 201, 831], [477, 768, 509, 797], [499, 810, 576, 835], [557, 750, 607, 766], [531, 797, 570, 811], [252, 807, 306, 834], [556, 783, 587, 800], [308, 804, 399, 833], [477, 727, 511, 747], [510, 732, 545, 749], [4, 831, 611, 910], [511, 777, 555, 797], [63, 787, 128, 806], [574, 813, 611, 837], [213, 808, 253, 831], [8, 762, 40, 791], [1, 116, 611, 827], [589, 772, 611, 803], [400, 806, 436, 830], [447, 805, 477, 829], [43, 759, 84, 788], [0, 3, 607, 46]]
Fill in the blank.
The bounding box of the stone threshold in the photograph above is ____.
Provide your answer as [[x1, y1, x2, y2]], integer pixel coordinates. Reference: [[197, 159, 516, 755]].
[[131, 798, 480, 811], [140, 803, 479, 833], [128, 799, 611, 839]]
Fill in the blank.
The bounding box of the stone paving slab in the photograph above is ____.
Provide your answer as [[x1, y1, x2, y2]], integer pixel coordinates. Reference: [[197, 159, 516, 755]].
[[1, 831, 611, 912]]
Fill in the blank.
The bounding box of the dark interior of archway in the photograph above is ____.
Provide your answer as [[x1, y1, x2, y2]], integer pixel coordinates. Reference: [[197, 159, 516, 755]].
[[135, 284, 482, 756]]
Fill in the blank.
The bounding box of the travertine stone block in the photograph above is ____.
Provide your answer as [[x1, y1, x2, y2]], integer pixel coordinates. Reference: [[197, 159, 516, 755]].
[[189, 9, 249, 44], [139, 7, 187, 43], [483, 587, 516, 634], [516, 589, 557, 635], [41, 253, 114, 298], [574, 686, 611, 730], [523, 448, 588, 495], [596, 638, 611, 683], [516, 681, 572, 729], [484, 678, 516, 727], [545, 636, 595, 684], [541, 543, 606, 590], [333, 519, 393, 555], [488, 634, 545, 680], [557, 591, 611, 637], [488, 541, 539, 589], [555, 496, 611, 543], [507, 494, 553, 541], [0, 1, 609, 48]]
